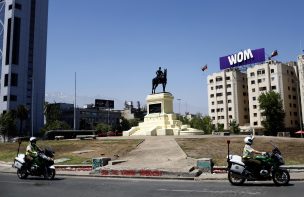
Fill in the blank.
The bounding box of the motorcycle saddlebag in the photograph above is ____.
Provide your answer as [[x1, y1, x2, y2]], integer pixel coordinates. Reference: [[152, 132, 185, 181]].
[[230, 163, 245, 174], [14, 154, 25, 169]]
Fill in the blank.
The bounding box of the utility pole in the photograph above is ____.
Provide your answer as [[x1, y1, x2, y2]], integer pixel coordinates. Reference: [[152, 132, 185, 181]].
[[74, 72, 76, 130]]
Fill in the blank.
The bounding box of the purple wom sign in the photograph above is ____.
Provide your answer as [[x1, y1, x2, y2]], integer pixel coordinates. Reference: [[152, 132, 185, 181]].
[[220, 48, 265, 70]]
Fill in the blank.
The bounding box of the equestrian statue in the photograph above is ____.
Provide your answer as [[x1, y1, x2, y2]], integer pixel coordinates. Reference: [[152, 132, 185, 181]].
[[152, 67, 167, 94]]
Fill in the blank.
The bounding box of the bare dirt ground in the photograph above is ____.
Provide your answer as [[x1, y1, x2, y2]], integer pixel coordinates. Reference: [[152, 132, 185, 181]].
[[176, 135, 304, 166], [0, 139, 144, 164]]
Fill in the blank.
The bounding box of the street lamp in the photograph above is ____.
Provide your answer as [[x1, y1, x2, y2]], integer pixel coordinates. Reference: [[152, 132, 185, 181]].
[[177, 99, 181, 115]]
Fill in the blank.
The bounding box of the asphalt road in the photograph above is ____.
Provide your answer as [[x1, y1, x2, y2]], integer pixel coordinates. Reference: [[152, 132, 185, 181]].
[[0, 173, 303, 197]]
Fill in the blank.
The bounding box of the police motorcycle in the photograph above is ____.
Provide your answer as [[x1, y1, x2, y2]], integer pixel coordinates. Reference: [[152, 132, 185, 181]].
[[226, 138, 290, 186], [13, 138, 56, 180]]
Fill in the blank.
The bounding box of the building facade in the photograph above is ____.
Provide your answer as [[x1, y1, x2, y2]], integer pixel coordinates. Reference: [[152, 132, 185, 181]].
[[297, 54, 304, 128], [207, 69, 249, 130], [247, 60, 300, 133], [0, 0, 48, 135], [208, 59, 302, 133], [49, 103, 122, 131]]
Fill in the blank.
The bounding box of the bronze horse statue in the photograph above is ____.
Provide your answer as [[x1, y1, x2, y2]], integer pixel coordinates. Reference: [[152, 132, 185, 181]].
[[152, 69, 167, 94]]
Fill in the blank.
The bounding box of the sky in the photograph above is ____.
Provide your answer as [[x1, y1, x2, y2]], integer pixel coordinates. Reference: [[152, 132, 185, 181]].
[[45, 0, 304, 115]]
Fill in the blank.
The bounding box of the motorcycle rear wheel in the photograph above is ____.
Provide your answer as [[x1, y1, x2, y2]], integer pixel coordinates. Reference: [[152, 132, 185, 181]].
[[228, 171, 245, 186], [17, 168, 28, 179], [272, 169, 290, 186], [44, 168, 55, 180]]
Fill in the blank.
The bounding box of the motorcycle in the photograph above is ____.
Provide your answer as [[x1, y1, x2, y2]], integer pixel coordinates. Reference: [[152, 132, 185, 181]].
[[226, 139, 290, 186], [13, 140, 56, 180]]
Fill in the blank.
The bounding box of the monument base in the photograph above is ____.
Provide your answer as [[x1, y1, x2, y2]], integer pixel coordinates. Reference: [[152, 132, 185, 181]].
[[123, 92, 204, 136]]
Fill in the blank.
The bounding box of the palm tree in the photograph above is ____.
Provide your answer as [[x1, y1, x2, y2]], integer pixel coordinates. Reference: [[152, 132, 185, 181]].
[[16, 105, 29, 136]]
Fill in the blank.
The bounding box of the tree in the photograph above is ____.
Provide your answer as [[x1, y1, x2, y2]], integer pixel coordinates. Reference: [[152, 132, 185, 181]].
[[201, 116, 214, 134], [0, 111, 17, 141], [229, 119, 240, 134], [16, 105, 28, 136], [214, 123, 224, 132], [190, 116, 204, 130], [95, 123, 112, 135], [41, 120, 71, 135], [258, 91, 285, 136]]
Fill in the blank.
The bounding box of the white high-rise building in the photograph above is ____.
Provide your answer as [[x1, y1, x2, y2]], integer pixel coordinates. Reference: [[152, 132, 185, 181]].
[[297, 54, 304, 128], [247, 60, 300, 133], [0, 0, 48, 135], [207, 69, 249, 130]]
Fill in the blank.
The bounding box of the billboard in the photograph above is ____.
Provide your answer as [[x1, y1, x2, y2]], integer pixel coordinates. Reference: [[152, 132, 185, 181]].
[[220, 48, 265, 70], [95, 99, 114, 109]]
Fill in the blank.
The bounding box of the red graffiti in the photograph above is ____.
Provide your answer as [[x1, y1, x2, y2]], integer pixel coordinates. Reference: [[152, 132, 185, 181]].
[[139, 170, 162, 176]]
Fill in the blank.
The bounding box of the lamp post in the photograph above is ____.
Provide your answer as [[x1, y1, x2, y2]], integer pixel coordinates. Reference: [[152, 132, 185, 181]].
[[74, 72, 76, 131], [177, 98, 181, 115]]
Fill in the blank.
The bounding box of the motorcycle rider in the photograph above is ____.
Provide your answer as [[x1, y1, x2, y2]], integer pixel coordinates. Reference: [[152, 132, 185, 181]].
[[25, 137, 41, 168], [242, 136, 265, 175]]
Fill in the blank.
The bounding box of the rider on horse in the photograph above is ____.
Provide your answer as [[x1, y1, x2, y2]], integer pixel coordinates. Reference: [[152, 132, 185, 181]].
[[156, 67, 164, 79]]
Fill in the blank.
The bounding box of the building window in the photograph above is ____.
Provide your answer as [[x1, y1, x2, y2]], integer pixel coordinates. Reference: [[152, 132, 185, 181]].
[[227, 84, 231, 88], [271, 69, 274, 73], [271, 86, 276, 90], [211, 102, 214, 105], [11, 73, 18, 86], [227, 100, 231, 103], [10, 95, 17, 101], [253, 105, 257, 109], [253, 97, 256, 101], [12, 17, 21, 65], [257, 69, 265, 75], [4, 74, 8, 86], [211, 87, 214, 90], [209, 79, 214, 83], [252, 88, 255, 92], [250, 72, 255, 77], [251, 80, 255, 84], [216, 93, 223, 97], [229, 115, 232, 119], [226, 76, 231, 80], [15, 3, 22, 10], [259, 87, 267, 91], [217, 100, 223, 104], [5, 18, 12, 65], [216, 77, 223, 82], [210, 94, 214, 98], [243, 92, 246, 96], [227, 92, 231, 96], [211, 109, 215, 113], [3, 96, 7, 101], [228, 107, 232, 111], [254, 113, 257, 117], [216, 85, 223, 89], [254, 121, 258, 126]]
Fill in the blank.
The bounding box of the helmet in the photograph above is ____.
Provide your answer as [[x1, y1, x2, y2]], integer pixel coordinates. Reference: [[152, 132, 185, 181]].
[[244, 136, 253, 145], [30, 137, 37, 143]]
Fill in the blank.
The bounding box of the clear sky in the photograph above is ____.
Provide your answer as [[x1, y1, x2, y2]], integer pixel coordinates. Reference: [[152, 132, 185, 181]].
[[45, 0, 304, 115]]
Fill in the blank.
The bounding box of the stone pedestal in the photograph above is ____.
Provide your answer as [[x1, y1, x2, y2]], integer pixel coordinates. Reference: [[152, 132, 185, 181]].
[[123, 92, 203, 136]]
